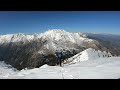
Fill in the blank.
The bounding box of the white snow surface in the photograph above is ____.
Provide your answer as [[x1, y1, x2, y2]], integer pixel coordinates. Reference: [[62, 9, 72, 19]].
[[67, 48, 112, 64], [0, 56, 120, 79]]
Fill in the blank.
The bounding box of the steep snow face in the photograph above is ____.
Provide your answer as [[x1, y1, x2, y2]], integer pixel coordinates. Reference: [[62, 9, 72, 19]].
[[67, 48, 112, 64]]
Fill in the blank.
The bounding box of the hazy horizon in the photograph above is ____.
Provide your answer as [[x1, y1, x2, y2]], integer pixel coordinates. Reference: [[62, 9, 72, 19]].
[[1, 29, 120, 36]]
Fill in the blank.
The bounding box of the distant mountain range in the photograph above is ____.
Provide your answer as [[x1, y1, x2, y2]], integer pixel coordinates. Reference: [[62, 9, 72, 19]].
[[86, 33, 120, 56]]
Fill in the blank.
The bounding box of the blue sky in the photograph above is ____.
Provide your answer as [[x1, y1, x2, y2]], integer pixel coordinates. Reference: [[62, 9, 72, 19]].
[[0, 11, 120, 34]]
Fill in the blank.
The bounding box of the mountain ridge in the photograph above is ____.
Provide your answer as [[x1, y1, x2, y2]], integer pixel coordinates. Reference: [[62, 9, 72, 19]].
[[0, 29, 116, 70]]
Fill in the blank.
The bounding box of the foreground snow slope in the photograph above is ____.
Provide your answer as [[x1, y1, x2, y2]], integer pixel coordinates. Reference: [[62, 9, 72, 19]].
[[0, 57, 120, 79]]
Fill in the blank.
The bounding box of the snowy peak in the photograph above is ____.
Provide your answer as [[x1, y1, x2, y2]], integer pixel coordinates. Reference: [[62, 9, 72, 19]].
[[0, 33, 35, 44], [0, 29, 94, 49], [66, 48, 112, 64], [38, 29, 96, 52], [44, 29, 66, 34], [42, 29, 93, 43]]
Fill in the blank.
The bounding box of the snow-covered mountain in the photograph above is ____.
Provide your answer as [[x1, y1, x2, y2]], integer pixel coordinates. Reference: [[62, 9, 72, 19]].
[[0, 29, 97, 51], [65, 48, 112, 64], [0, 29, 120, 79], [0, 29, 109, 70], [0, 29, 91, 43], [0, 33, 35, 44], [40, 29, 99, 51]]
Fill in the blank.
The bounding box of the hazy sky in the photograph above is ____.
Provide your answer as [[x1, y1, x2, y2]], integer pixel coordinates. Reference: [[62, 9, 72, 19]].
[[0, 11, 120, 34]]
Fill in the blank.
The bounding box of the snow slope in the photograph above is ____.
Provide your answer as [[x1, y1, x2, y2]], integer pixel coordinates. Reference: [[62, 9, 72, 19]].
[[0, 57, 120, 79], [0, 61, 17, 78], [66, 48, 112, 64]]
